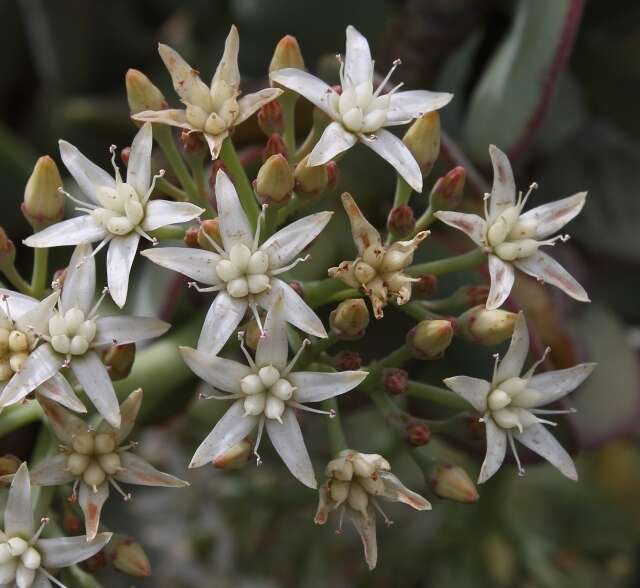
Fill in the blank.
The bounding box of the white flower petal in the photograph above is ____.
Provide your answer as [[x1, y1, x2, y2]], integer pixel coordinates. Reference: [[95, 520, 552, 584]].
[[495, 312, 529, 384], [15, 290, 60, 335], [32, 572, 52, 588], [257, 278, 326, 339], [520, 192, 587, 240], [5, 463, 34, 537], [36, 373, 86, 413], [107, 233, 139, 309], [70, 351, 120, 428], [265, 408, 317, 488], [212, 25, 240, 88], [349, 506, 378, 571], [269, 68, 335, 116], [204, 131, 226, 159], [260, 211, 333, 270], [127, 122, 152, 196], [486, 254, 515, 310], [291, 370, 367, 403], [29, 454, 75, 486], [132, 108, 195, 130], [387, 90, 453, 122], [23, 216, 107, 248], [442, 376, 490, 412], [515, 423, 577, 480], [158, 43, 210, 104], [189, 400, 258, 468], [94, 315, 170, 346], [39, 532, 112, 569], [0, 289, 38, 316], [307, 122, 357, 166], [78, 482, 109, 541], [434, 211, 485, 247], [141, 200, 204, 231], [360, 129, 423, 193], [488, 145, 516, 219], [61, 243, 95, 315], [179, 346, 250, 393], [236, 88, 283, 125], [36, 395, 88, 446], [513, 250, 589, 303], [527, 363, 596, 407], [378, 471, 431, 510], [255, 297, 289, 371], [215, 170, 254, 250], [478, 417, 507, 483], [140, 246, 220, 286], [59, 140, 115, 203], [97, 388, 142, 444], [114, 452, 188, 487], [197, 291, 247, 354], [344, 25, 373, 87]]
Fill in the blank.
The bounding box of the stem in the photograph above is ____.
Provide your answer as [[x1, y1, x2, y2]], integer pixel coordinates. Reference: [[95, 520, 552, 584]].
[[186, 152, 209, 207], [280, 94, 297, 158], [407, 248, 485, 277], [157, 177, 187, 201], [371, 345, 413, 373], [1, 264, 33, 295], [406, 380, 470, 411], [325, 288, 361, 305], [397, 301, 443, 322], [155, 126, 199, 204], [385, 176, 414, 246], [30, 248, 49, 298], [149, 225, 187, 241], [219, 137, 260, 229], [302, 279, 354, 309], [413, 204, 435, 234], [294, 126, 322, 163], [0, 401, 43, 436], [323, 398, 347, 455]]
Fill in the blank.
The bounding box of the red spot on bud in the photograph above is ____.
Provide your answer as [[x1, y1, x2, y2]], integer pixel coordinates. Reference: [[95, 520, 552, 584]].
[[262, 133, 288, 161], [120, 147, 131, 166], [387, 205, 415, 237], [335, 351, 363, 371], [413, 274, 438, 298], [180, 130, 206, 154], [257, 100, 284, 137], [383, 368, 408, 396], [406, 422, 431, 447], [288, 281, 304, 299], [184, 226, 199, 248]]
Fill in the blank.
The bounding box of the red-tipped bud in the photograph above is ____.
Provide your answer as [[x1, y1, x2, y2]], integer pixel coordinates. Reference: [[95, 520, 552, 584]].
[[257, 100, 284, 137], [120, 147, 131, 166], [429, 166, 466, 212], [255, 154, 294, 204], [110, 536, 151, 577], [294, 155, 329, 195], [262, 133, 288, 161], [288, 281, 304, 299], [456, 306, 517, 346], [62, 504, 83, 535], [102, 343, 136, 381], [406, 422, 431, 447], [412, 274, 438, 299], [212, 438, 252, 470], [330, 299, 370, 339], [180, 129, 206, 155], [0, 227, 16, 269], [184, 226, 199, 248], [335, 351, 363, 371], [407, 319, 454, 360], [431, 463, 479, 503], [197, 219, 222, 251], [384, 368, 409, 396], [387, 205, 416, 237], [80, 550, 108, 573], [403, 112, 440, 177], [269, 35, 305, 74], [326, 160, 340, 189], [242, 314, 265, 352]]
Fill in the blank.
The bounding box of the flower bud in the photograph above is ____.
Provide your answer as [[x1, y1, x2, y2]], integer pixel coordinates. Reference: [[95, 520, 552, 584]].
[[80, 550, 108, 573], [330, 299, 370, 339], [326, 160, 340, 189], [262, 133, 288, 161], [0, 455, 21, 485], [287, 281, 304, 299], [197, 219, 222, 251], [62, 504, 83, 534], [407, 319, 454, 360], [430, 463, 479, 503], [412, 274, 438, 299], [406, 422, 431, 447], [242, 315, 264, 352], [212, 438, 252, 469], [180, 129, 206, 155], [102, 343, 136, 381], [269, 35, 305, 74], [294, 155, 329, 195], [335, 351, 362, 371], [110, 536, 151, 577], [383, 368, 408, 396], [429, 166, 465, 212], [255, 154, 294, 204], [184, 226, 199, 248], [120, 146, 131, 166], [0, 227, 16, 269], [387, 205, 415, 237], [257, 100, 284, 137], [456, 306, 517, 346], [125, 69, 167, 114], [402, 112, 440, 176], [22, 156, 64, 230]]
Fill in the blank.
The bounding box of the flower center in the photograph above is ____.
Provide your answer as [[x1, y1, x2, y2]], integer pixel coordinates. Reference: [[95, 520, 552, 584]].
[[91, 181, 145, 236], [487, 377, 547, 431], [185, 80, 240, 135], [0, 535, 43, 587], [48, 308, 96, 356], [240, 365, 295, 422], [215, 243, 271, 298], [0, 325, 33, 382], [65, 430, 122, 490]]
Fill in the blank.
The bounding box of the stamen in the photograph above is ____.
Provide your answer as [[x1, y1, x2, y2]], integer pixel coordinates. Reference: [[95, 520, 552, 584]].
[[29, 517, 50, 545], [336, 504, 346, 534], [336, 54, 345, 87], [69, 479, 80, 502], [197, 219, 226, 256], [282, 338, 310, 376], [541, 234, 570, 247], [523, 347, 551, 380], [1, 294, 14, 324], [143, 169, 166, 203], [254, 416, 265, 466], [90, 236, 113, 260], [373, 58, 402, 97], [371, 497, 394, 526], [109, 144, 123, 184], [253, 204, 268, 251], [271, 254, 310, 275], [533, 417, 558, 427], [507, 431, 525, 477], [117, 441, 139, 452], [110, 477, 132, 501], [248, 300, 264, 335], [517, 181, 538, 211], [134, 226, 158, 245], [89, 287, 109, 319], [530, 408, 577, 415], [187, 281, 222, 293], [237, 331, 256, 370], [287, 400, 335, 417], [42, 569, 68, 588], [198, 390, 241, 401], [490, 353, 500, 386], [483, 192, 491, 219], [58, 186, 97, 210]]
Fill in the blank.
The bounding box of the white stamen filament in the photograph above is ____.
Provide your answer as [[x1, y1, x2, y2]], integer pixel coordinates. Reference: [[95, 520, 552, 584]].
[[507, 431, 525, 477], [283, 338, 310, 376]]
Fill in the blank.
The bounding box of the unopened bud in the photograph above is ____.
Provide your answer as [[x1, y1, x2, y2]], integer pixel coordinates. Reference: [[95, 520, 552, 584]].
[[257, 100, 284, 137], [262, 133, 288, 161], [197, 219, 222, 251], [430, 463, 479, 503], [294, 155, 329, 195], [120, 147, 131, 166], [22, 156, 64, 229], [407, 319, 454, 359], [330, 299, 370, 339], [111, 536, 151, 577], [406, 422, 431, 447], [62, 505, 82, 534], [403, 112, 440, 176], [326, 160, 340, 188], [212, 438, 252, 470], [0, 227, 16, 269], [412, 275, 438, 299], [184, 226, 199, 248], [80, 550, 107, 573], [255, 154, 294, 204], [429, 166, 465, 212], [288, 281, 304, 299], [269, 35, 305, 74], [52, 267, 67, 289], [383, 368, 408, 396], [125, 69, 167, 114], [102, 343, 136, 381], [387, 205, 415, 237], [335, 351, 363, 371], [180, 129, 206, 155], [0, 455, 21, 484], [242, 315, 264, 352], [457, 306, 517, 346]]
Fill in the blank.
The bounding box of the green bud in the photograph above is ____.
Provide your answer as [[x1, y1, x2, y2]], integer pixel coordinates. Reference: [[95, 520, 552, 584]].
[[22, 156, 64, 230], [111, 536, 151, 577], [429, 166, 466, 213], [330, 299, 370, 339], [255, 154, 294, 203], [407, 319, 454, 359], [457, 306, 517, 346], [430, 463, 479, 503], [213, 438, 252, 469], [102, 343, 136, 381], [269, 35, 305, 74], [125, 69, 167, 114], [0, 455, 21, 485], [403, 111, 440, 177], [294, 155, 329, 195]]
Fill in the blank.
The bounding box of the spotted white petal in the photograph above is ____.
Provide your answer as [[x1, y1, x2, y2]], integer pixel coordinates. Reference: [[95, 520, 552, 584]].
[[189, 400, 258, 468], [127, 122, 152, 196], [114, 452, 188, 487], [204, 132, 227, 159], [97, 388, 142, 443], [93, 315, 170, 346], [39, 533, 112, 568], [15, 290, 60, 335], [387, 90, 453, 121], [78, 482, 109, 541], [308, 121, 357, 166], [141, 200, 204, 232], [291, 370, 367, 403], [495, 312, 529, 384], [360, 129, 423, 193], [486, 254, 515, 310], [132, 109, 195, 130], [107, 233, 139, 309], [513, 251, 589, 303], [179, 346, 250, 394], [344, 25, 373, 88], [0, 289, 38, 316], [5, 463, 34, 537], [478, 417, 507, 483], [59, 140, 115, 203], [36, 373, 86, 413], [515, 422, 577, 480], [197, 291, 247, 354], [215, 170, 253, 250], [158, 43, 210, 104], [526, 363, 596, 407], [265, 408, 317, 488], [434, 211, 485, 247], [349, 505, 377, 571], [141, 246, 220, 286], [29, 454, 75, 486], [378, 471, 431, 510], [255, 297, 289, 371], [61, 243, 95, 315], [519, 192, 587, 240], [236, 88, 283, 125], [488, 145, 516, 219], [442, 376, 490, 412], [37, 395, 89, 446], [23, 216, 107, 248], [70, 351, 120, 428], [269, 68, 335, 116], [212, 24, 240, 88]]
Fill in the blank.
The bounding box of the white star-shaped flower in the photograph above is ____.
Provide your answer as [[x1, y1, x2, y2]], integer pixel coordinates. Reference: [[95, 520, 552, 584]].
[[23, 123, 204, 308], [26, 390, 188, 541], [435, 145, 589, 309], [0, 243, 170, 428], [270, 25, 453, 193], [442, 312, 596, 483], [132, 25, 283, 159], [180, 295, 367, 488], [0, 463, 111, 587], [142, 169, 331, 354]]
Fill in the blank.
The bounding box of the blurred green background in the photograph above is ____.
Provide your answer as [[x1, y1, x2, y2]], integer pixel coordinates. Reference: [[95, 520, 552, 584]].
[[1, 0, 640, 586]]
